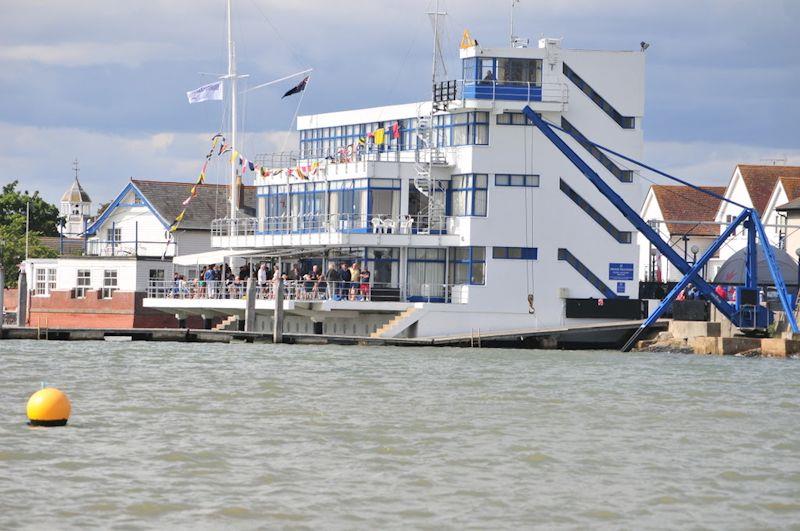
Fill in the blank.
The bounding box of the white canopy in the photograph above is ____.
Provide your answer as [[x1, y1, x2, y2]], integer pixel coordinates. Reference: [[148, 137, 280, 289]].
[[172, 249, 265, 266]]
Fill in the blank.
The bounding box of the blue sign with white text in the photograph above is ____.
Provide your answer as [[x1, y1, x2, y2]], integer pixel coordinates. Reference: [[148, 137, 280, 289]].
[[609, 263, 634, 281], [616, 282, 626, 294]]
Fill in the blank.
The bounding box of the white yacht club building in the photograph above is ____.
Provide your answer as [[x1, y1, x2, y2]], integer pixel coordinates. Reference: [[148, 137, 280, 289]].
[[145, 37, 648, 338]]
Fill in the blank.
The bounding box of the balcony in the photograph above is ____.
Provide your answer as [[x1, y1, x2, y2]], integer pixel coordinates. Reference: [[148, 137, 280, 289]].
[[85, 239, 178, 258], [210, 213, 460, 249], [435, 79, 568, 106]]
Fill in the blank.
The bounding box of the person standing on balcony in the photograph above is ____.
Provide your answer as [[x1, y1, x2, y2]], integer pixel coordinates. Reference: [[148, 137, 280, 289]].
[[339, 263, 351, 300], [359, 267, 371, 301], [349, 262, 361, 301], [257, 263, 268, 297], [204, 265, 216, 298], [326, 263, 340, 300]]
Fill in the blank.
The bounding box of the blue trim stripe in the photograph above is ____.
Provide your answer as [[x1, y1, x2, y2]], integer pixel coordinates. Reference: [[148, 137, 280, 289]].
[[560, 117, 633, 183], [562, 63, 635, 129], [559, 179, 631, 244], [557, 248, 617, 299]]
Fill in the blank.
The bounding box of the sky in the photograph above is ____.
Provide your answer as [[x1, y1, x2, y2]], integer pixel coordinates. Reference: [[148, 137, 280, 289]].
[[1, 0, 798, 207]]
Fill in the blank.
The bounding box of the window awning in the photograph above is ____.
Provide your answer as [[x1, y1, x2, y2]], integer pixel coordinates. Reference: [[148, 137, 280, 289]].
[[172, 249, 266, 266]]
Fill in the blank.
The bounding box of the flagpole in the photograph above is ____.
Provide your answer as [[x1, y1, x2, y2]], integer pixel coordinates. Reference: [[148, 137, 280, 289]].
[[227, 0, 237, 220]]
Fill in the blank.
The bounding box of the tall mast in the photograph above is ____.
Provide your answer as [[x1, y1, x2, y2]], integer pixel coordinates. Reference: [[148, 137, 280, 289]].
[[431, 0, 440, 96], [510, 0, 518, 46], [227, 0, 237, 219]]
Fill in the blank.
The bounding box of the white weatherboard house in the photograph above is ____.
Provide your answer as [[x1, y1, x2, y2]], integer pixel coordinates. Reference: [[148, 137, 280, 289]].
[[145, 37, 648, 338], [638, 185, 724, 282], [86, 179, 255, 259], [714, 165, 800, 261]]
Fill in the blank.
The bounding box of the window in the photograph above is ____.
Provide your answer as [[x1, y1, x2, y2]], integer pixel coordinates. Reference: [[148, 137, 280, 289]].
[[149, 269, 165, 288], [495, 174, 539, 187], [450, 174, 488, 216], [76, 269, 91, 298], [102, 270, 118, 299], [35, 269, 46, 295], [106, 227, 121, 243], [497, 58, 542, 85], [493, 247, 538, 260], [496, 111, 536, 126], [35, 268, 57, 296], [562, 63, 635, 129], [449, 247, 486, 285]]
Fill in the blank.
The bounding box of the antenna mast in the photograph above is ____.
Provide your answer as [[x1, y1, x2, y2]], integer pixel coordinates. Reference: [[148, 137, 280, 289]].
[[226, 0, 237, 219]]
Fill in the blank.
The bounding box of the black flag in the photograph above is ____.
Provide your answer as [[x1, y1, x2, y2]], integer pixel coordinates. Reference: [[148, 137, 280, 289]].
[[282, 76, 309, 99]]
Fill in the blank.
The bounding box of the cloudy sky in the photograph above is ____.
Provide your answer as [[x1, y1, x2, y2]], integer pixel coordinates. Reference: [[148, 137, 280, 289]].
[[1, 0, 798, 206]]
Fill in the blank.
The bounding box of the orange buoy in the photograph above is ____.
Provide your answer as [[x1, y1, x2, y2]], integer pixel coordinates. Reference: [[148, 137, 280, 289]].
[[26, 387, 71, 427]]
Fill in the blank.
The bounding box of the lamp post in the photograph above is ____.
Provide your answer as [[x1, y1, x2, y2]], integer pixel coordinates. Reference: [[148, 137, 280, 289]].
[[682, 235, 689, 261], [691, 244, 701, 281], [649, 246, 658, 282]]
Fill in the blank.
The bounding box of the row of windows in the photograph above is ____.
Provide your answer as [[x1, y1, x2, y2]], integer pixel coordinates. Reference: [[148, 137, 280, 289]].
[[495, 174, 539, 187], [298, 112, 490, 159], [493, 247, 538, 260], [463, 57, 543, 85]]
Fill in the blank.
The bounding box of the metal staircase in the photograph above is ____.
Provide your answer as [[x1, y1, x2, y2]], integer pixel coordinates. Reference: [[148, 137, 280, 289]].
[[413, 107, 448, 234]]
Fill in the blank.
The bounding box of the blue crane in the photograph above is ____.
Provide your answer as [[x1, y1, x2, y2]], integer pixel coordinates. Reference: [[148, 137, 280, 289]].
[[520, 106, 799, 351]]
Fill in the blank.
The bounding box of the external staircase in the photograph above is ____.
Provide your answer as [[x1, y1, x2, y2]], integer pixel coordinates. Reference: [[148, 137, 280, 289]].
[[213, 315, 240, 331], [370, 305, 426, 339], [413, 106, 449, 234]]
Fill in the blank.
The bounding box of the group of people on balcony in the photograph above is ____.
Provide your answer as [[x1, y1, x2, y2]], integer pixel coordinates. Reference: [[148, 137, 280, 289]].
[[164, 260, 375, 302], [254, 261, 372, 301]]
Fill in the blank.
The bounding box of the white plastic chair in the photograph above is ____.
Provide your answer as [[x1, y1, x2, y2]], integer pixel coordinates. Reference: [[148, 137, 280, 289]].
[[383, 218, 396, 234], [371, 217, 383, 233]]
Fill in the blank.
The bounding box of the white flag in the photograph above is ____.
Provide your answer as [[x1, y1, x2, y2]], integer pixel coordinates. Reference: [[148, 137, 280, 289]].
[[186, 81, 223, 104]]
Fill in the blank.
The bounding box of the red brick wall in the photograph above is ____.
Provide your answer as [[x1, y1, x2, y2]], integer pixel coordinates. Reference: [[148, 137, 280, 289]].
[[28, 290, 188, 329], [3, 289, 18, 311]]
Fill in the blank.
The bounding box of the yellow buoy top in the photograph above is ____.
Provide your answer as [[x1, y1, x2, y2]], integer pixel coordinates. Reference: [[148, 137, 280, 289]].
[[27, 387, 71, 426]]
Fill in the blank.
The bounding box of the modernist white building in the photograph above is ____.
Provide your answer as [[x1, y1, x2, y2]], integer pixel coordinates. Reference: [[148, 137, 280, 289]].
[[146, 37, 648, 338]]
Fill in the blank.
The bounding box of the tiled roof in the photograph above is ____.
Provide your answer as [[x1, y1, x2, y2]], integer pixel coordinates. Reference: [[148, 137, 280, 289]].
[[131, 179, 256, 230], [651, 185, 725, 236], [737, 164, 800, 214]]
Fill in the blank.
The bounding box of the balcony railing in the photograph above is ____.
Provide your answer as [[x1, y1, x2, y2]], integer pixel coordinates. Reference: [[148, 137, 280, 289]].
[[211, 213, 449, 238], [145, 280, 466, 304], [453, 79, 568, 103], [85, 239, 177, 257]]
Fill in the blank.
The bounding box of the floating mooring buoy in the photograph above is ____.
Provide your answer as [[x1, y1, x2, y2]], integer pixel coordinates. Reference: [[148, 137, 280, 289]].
[[27, 387, 71, 427]]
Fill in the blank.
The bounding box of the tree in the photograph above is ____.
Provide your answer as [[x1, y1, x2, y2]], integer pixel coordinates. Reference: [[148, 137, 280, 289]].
[[0, 180, 62, 236], [1, 213, 58, 288]]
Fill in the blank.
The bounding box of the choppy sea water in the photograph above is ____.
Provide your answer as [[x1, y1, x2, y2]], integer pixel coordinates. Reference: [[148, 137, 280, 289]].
[[1, 340, 800, 529]]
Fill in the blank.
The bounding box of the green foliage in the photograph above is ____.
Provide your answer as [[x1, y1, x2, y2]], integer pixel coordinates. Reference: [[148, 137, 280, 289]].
[[0, 180, 62, 237], [1, 214, 58, 288]]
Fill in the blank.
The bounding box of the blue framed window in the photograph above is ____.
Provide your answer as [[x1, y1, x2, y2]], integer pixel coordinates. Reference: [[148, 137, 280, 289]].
[[496, 112, 534, 125], [449, 174, 488, 216], [433, 112, 489, 147], [495, 174, 539, 187], [449, 246, 485, 285], [492, 247, 538, 260]]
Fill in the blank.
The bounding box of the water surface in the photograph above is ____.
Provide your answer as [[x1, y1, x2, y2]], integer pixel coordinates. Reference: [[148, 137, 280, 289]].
[[1, 341, 799, 529]]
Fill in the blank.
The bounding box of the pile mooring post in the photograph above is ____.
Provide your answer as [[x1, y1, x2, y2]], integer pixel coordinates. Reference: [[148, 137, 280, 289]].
[[244, 276, 256, 332], [16, 269, 27, 327], [273, 277, 284, 343]]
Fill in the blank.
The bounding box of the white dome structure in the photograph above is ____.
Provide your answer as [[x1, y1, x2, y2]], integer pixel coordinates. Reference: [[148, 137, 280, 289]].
[[59, 161, 92, 236], [712, 245, 798, 286]]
